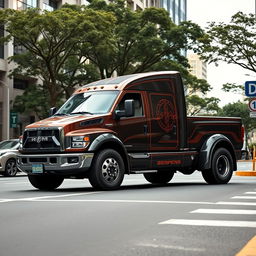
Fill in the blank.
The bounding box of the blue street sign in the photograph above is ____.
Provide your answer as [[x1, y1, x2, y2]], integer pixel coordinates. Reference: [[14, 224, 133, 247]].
[[245, 81, 256, 97]]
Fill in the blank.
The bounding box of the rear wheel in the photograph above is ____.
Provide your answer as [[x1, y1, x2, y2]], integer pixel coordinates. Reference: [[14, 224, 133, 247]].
[[28, 175, 64, 190], [4, 159, 18, 177], [88, 149, 125, 190], [144, 170, 174, 184], [202, 147, 233, 184]]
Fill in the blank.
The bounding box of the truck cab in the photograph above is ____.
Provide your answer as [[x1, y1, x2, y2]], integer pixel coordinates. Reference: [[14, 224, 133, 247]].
[[17, 71, 243, 190]]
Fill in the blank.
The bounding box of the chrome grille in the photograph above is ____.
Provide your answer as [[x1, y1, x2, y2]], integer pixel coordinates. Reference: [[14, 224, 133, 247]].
[[23, 127, 63, 153]]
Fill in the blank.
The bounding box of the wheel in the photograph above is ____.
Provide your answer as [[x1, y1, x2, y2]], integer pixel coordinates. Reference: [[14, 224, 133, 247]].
[[144, 170, 174, 184], [202, 147, 233, 184], [4, 158, 18, 177], [88, 149, 125, 190], [28, 175, 64, 190]]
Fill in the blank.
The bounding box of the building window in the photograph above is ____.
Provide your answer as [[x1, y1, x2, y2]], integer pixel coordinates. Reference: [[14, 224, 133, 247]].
[[17, 0, 38, 10], [43, 0, 57, 11], [14, 79, 29, 90], [0, 0, 4, 8]]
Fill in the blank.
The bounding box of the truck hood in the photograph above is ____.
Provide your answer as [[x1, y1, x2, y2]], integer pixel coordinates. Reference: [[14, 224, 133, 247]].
[[25, 114, 105, 131]]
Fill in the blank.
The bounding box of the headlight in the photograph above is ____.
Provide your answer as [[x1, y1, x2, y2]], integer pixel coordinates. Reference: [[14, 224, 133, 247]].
[[71, 136, 90, 148]]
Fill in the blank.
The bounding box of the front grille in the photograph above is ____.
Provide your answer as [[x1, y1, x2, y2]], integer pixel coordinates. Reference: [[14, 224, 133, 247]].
[[23, 127, 63, 153]]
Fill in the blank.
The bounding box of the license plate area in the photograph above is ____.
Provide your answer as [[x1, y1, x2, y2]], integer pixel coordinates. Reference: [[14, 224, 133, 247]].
[[32, 164, 44, 174]]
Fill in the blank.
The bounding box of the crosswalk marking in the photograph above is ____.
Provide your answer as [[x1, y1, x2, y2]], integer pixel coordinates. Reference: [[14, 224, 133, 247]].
[[159, 219, 256, 228], [232, 196, 256, 199], [191, 209, 256, 215], [216, 201, 256, 206]]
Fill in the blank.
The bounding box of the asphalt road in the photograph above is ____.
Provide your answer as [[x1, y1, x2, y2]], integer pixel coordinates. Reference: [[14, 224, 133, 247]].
[[1, 163, 256, 256]]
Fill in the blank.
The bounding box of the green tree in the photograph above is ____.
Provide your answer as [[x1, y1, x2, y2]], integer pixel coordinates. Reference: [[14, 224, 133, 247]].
[[199, 12, 256, 75], [0, 6, 114, 107], [87, 0, 205, 78], [218, 101, 256, 148]]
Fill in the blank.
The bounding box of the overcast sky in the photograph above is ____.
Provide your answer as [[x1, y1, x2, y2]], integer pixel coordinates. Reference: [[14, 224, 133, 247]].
[[187, 0, 255, 106]]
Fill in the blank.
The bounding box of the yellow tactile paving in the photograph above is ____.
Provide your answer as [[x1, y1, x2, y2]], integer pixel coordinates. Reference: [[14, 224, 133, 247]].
[[236, 236, 256, 256]]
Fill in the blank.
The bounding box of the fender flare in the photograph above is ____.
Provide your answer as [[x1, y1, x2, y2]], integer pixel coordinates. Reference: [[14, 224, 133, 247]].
[[88, 133, 130, 173], [198, 134, 237, 171]]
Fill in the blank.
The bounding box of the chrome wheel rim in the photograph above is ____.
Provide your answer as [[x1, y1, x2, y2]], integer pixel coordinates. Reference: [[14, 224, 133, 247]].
[[101, 158, 120, 183], [216, 155, 230, 177]]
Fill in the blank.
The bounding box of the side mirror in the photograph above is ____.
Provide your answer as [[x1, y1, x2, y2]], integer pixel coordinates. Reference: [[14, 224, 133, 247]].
[[49, 107, 57, 116], [114, 99, 135, 120]]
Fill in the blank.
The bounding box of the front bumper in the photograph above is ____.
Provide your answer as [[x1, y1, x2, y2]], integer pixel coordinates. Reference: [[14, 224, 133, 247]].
[[17, 153, 94, 176]]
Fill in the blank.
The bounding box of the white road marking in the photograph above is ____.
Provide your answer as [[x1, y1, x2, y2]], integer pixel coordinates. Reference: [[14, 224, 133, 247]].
[[191, 209, 256, 215], [232, 196, 256, 200], [217, 201, 256, 206], [159, 219, 256, 228], [244, 192, 256, 194], [4, 182, 28, 185], [0, 192, 99, 203], [137, 242, 205, 252], [24, 199, 216, 204]]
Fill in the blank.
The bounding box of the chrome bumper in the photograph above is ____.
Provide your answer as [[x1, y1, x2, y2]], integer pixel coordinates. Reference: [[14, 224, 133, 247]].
[[17, 153, 94, 175]]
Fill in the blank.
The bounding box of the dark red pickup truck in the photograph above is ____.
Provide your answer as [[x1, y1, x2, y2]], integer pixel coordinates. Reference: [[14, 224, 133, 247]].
[[17, 71, 243, 190]]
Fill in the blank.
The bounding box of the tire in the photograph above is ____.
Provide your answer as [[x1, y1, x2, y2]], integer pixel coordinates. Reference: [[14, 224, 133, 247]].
[[4, 158, 18, 177], [28, 175, 64, 190], [88, 149, 125, 190], [144, 170, 174, 184], [202, 147, 233, 184]]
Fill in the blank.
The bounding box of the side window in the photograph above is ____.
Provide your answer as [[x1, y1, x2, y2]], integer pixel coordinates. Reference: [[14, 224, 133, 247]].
[[117, 93, 144, 117]]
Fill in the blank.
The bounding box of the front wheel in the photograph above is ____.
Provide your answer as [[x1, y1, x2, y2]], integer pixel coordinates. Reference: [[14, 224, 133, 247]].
[[144, 170, 174, 184], [88, 149, 125, 190], [4, 159, 18, 177], [202, 147, 233, 184], [28, 175, 64, 190]]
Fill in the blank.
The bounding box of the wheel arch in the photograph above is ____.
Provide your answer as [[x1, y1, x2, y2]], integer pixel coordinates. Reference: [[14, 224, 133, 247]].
[[198, 134, 237, 171], [88, 133, 130, 174]]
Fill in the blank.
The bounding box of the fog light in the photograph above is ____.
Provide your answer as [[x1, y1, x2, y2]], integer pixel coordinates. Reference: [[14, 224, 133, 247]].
[[68, 157, 79, 164]]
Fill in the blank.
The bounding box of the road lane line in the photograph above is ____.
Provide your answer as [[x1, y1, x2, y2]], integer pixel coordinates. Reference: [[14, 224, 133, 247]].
[[159, 219, 256, 228], [232, 196, 256, 199], [191, 209, 256, 215], [27, 199, 216, 204], [4, 182, 28, 185], [137, 243, 205, 252], [217, 201, 256, 206], [236, 236, 256, 256], [244, 192, 256, 194], [0, 192, 100, 203]]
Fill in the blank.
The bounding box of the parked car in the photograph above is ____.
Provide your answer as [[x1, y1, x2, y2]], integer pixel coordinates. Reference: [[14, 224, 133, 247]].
[[0, 139, 20, 177]]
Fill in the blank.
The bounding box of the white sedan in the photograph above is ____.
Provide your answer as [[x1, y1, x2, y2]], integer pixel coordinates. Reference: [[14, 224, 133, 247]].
[[0, 139, 20, 177]]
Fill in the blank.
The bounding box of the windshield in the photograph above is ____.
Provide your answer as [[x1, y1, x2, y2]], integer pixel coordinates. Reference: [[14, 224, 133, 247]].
[[0, 140, 19, 150], [56, 91, 119, 115]]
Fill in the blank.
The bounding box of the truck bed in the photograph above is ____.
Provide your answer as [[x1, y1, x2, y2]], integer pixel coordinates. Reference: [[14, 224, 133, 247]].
[[187, 116, 243, 151]]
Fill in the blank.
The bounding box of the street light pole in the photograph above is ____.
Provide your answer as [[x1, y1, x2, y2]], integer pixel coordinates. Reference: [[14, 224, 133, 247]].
[[0, 80, 10, 140]]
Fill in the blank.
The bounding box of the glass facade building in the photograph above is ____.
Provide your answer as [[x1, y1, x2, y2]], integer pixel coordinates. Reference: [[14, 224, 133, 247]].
[[160, 0, 187, 24]]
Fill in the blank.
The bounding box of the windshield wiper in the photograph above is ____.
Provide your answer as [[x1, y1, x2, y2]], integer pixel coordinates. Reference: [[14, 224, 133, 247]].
[[70, 111, 94, 115], [53, 113, 69, 116]]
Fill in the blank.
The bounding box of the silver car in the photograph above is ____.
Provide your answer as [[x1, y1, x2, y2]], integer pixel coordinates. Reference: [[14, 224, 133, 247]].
[[0, 139, 20, 177]]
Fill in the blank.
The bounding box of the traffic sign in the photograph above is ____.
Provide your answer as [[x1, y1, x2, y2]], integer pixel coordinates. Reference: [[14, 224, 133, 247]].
[[250, 112, 256, 118], [10, 112, 18, 128], [245, 81, 256, 97]]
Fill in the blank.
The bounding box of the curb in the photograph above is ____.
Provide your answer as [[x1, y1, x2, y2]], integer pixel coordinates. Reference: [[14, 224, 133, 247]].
[[235, 171, 256, 176]]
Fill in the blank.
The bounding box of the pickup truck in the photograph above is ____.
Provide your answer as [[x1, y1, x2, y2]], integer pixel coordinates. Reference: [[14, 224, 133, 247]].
[[17, 71, 243, 190]]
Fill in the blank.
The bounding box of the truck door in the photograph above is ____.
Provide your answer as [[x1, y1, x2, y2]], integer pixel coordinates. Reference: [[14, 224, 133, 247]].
[[114, 92, 149, 152], [148, 92, 179, 150]]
